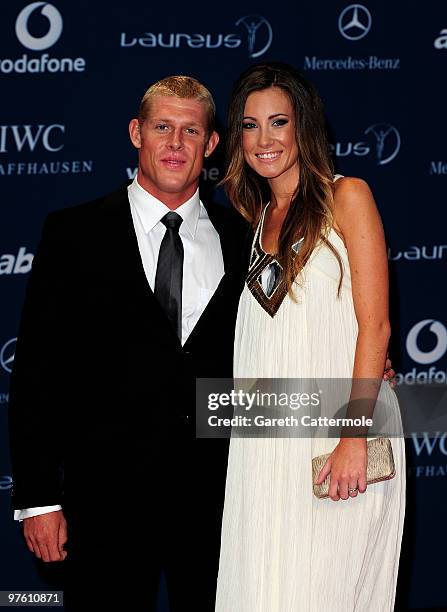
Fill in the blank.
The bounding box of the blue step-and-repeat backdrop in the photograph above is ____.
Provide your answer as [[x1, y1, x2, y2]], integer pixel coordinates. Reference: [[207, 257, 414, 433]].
[[1, 2, 446, 610]]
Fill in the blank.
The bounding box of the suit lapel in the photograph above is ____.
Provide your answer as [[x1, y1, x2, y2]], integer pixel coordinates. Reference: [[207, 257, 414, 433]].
[[104, 189, 243, 351], [204, 200, 238, 273], [182, 201, 237, 349], [106, 186, 182, 349]]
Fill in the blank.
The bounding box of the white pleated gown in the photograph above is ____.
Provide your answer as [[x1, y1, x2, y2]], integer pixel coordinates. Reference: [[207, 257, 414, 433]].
[[215, 178, 406, 612]]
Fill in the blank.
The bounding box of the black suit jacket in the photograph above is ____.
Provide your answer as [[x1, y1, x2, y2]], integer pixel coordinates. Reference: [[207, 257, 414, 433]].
[[8, 185, 250, 521]]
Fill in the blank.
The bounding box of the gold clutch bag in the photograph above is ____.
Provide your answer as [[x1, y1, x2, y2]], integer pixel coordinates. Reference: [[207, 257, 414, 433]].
[[312, 437, 396, 499]]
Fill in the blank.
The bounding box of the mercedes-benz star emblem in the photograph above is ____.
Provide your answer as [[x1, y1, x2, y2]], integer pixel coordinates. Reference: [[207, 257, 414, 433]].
[[0, 338, 17, 374], [338, 4, 372, 41]]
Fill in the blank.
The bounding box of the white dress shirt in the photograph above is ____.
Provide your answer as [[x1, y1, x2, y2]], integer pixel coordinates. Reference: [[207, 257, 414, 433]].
[[14, 177, 225, 521]]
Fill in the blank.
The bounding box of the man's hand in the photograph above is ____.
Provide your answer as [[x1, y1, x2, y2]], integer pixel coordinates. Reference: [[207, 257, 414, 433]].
[[23, 510, 67, 562]]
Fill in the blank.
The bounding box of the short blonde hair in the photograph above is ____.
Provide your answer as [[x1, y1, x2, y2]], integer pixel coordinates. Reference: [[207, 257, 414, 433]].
[[138, 75, 216, 136]]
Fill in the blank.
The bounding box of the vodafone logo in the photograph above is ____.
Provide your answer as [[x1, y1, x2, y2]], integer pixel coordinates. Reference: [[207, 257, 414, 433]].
[[406, 320, 447, 365], [15, 2, 63, 51], [0, 3, 85, 74]]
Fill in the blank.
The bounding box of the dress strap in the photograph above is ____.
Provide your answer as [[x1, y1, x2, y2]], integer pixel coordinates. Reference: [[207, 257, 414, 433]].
[[333, 173, 344, 182]]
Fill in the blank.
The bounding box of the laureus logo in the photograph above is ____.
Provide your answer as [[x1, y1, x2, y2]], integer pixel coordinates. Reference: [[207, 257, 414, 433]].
[[120, 15, 273, 57], [364, 123, 401, 165], [15, 2, 63, 51], [338, 4, 372, 41], [235, 15, 273, 58], [331, 123, 400, 166]]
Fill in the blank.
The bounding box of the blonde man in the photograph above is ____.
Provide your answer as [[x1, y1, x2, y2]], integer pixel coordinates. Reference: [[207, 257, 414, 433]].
[[9, 76, 249, 611]]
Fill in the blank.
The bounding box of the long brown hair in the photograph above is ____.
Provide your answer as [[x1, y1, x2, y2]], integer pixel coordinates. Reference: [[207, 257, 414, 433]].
[[223, 62, 343, 297]]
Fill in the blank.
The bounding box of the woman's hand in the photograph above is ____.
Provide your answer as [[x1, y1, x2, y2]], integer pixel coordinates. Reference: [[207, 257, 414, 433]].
[[384, 355, 396, 387], [315, 439, 367, 501]]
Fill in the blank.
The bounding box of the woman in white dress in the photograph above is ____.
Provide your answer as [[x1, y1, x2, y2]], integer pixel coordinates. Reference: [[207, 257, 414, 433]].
[[215, 63, 405, 611]]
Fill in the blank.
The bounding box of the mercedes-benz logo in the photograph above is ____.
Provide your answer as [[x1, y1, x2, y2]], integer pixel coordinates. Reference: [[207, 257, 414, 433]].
[[15, 2, 63, 51], [364, 123, 401, 166], [338, 4, 372, 41], [0, 338, 17, 374], [236, 15, 273, 58]]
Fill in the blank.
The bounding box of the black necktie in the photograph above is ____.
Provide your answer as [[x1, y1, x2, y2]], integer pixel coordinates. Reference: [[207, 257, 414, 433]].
[[154, 212, 184, 340]]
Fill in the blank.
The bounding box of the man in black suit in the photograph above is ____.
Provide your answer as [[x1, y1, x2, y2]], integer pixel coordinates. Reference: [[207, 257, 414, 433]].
[[8, 76, 248, 611]]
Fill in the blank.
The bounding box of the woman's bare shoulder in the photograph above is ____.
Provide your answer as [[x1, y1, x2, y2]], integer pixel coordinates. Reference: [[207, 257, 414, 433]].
[[331, 176, 380, 242], [334, 175, 371, 196], [333, 176, 375, 217]]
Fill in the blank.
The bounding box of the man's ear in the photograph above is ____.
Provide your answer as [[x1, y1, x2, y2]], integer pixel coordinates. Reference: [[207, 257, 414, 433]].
[[129, 119, 142, 149], [204, 130, 219, 158]]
